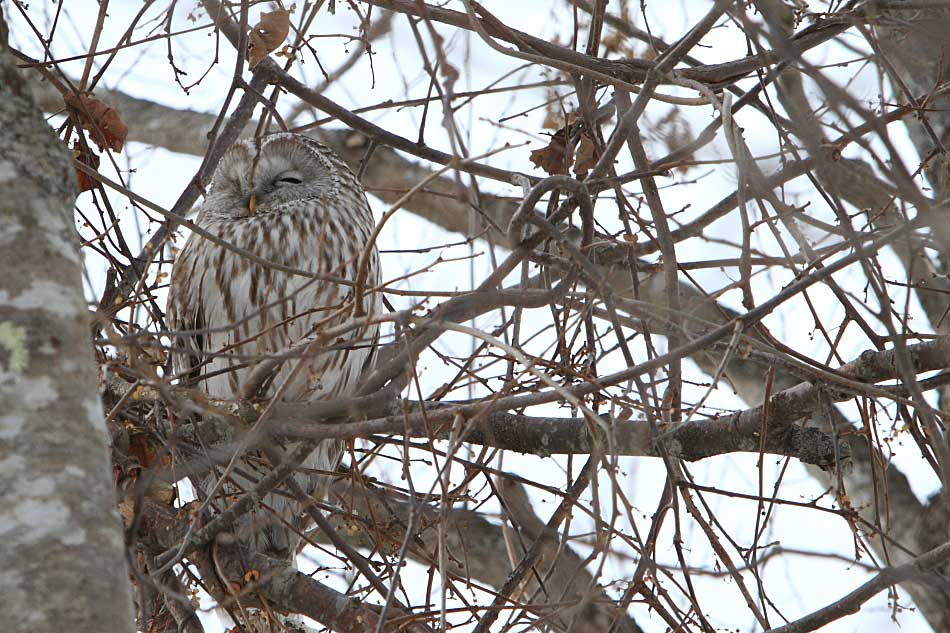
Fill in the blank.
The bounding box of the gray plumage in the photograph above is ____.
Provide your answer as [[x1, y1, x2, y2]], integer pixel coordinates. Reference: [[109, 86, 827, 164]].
[[166, 132, 380, 559]]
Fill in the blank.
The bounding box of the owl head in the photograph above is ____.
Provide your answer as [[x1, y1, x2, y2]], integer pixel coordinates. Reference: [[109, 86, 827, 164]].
[[201, 132, 344, 218]]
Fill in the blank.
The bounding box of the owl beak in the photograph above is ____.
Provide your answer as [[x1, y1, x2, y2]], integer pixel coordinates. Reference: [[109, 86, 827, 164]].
[[246, 193, 258, 215]]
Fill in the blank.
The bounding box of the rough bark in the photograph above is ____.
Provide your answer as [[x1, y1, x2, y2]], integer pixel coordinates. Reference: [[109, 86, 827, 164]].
[[0, 20, 135, 633]]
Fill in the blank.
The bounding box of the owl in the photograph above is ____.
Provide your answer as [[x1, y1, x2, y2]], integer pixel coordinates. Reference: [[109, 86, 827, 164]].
[[166, 132, 381, 561]]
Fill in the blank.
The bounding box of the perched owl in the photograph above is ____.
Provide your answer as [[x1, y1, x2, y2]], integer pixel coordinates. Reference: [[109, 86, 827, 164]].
[[166, 132, 380, 560]]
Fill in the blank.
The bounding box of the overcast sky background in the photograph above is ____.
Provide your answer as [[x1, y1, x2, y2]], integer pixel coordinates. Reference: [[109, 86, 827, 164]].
[[6, 0, 942, 630]]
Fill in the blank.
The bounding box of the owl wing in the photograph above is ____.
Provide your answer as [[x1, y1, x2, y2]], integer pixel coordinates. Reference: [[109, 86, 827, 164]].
[[165, 235, 209, 388]]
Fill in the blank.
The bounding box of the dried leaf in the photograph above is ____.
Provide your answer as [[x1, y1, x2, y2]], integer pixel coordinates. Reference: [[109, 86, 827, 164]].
[[529, 144, 566, 175], [529, 126, 571, 175], [573, 132, 597, 175], [248, 9, 291, 69], [70, 141, 101, 192], [64, 93, 128, 152]]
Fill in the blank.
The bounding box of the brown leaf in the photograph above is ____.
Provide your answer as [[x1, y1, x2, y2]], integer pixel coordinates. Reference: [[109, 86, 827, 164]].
[[529, 126, 571, 175], [248, 9, 291, 69], [64, 93, 128, 152], [529, 144, 566, 175], [573, 132, 597, 175], [71, 141, 101, 192]]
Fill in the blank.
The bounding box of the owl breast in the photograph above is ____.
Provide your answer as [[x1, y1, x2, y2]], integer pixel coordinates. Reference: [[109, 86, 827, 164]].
[[171, 197, 378, 404]]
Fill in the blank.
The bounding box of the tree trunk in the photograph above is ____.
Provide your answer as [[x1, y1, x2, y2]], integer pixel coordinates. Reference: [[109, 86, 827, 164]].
[[0, 15, 134, 633]]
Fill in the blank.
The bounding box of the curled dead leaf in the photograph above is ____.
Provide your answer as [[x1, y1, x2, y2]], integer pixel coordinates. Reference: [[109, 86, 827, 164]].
[[64, 93, 128, 152], [71, 141, 100, 192], [248, 9, 291, 69], [529, 126, 571, 175], [573, 132, 597, 175], [531, 117, 596, 176]]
